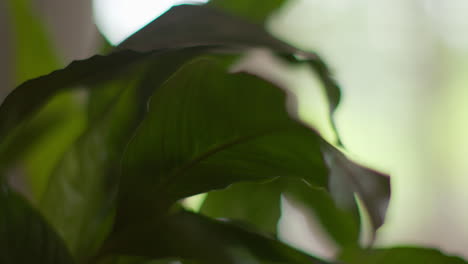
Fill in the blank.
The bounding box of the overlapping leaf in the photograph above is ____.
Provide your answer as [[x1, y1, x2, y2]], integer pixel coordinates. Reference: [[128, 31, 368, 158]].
[[39, 49, 203, 261], [103, 211, 331, 264], [201, 179, 283, 234], [0, 3, 393, 262], [201, 178, 360, 248], [0, 185, 75, 264], [116, 57, 327, 227], [322, 144, 391, 241], [2, 0, 83, 196], [118, 5, 341, 118]]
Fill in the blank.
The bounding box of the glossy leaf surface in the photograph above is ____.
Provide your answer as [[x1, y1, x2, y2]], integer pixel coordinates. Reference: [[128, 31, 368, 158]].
[[119, 4, 341, 136], [117, 57, 327, 226]]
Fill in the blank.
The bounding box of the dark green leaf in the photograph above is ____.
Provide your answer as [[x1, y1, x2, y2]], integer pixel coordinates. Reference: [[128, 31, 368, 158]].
[[0, 184, 75, 264], [103, 211, 331, 264], [339, 247, 467, 264], [0, 4, 340, 172], [208, 0, 286, 23], [117, 57, 327, 227], [118, 5, 294, 53], [201, 179, 283, 234], [3, 0, 84, 198], [201, 177, 359, 247], [0, 50, 145, 145], [39, 74, 141, 261], [23, 92, 85, 200], [322, 143, 391, 241], [119, 4, 341, 137], [283, 179, 359, 248], [39, 49, 202, 261]]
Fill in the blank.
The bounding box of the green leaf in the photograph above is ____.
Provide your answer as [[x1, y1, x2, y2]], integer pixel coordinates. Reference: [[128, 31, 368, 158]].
[[0, 185, 75, 264], [0, 51, 145, 146], [208, 0, 286, 23], [116, 57, 327, 227], [119, 4, 341, 138], [39, 49, 202, 261], [3, 0, 84, 198], [118, 5, 294, 53], [339, 247, 467, 264], [201, 179, 283, 234], [322, 144, 391, 241], [201, 177, 359, 247], [103, 211, 331, 264], [23, 92, 86, 200], [0, 4, 340, 170], [39, 74, 141, 261], [283, 179, 359, 248]]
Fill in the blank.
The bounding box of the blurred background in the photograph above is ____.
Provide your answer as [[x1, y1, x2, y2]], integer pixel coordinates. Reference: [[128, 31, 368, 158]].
[[2, 0, 468, 260]]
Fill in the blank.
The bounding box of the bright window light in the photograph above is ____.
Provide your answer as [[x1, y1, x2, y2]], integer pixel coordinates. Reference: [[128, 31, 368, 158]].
[[93, 0, 209, 45]]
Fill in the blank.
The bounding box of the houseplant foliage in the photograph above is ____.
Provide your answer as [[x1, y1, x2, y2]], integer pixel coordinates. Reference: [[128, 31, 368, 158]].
[[0, 1, 466, 264]]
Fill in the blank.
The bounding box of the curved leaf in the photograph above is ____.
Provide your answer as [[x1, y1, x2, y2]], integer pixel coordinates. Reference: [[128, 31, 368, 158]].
[[3, 0, 83, 198], [0, 185, 75, 264], [119, 3, 341, 138], [283, 179, 359, 248], [322, 143, 391, 241], [39, 49, 203, 261], [103, 211, 331, 264], [0, 4, 340, 171], [201, 179, 283, 234], [0, 50, 145, 144], [201, 177, 360, 248], [116, 57, 327, 227]]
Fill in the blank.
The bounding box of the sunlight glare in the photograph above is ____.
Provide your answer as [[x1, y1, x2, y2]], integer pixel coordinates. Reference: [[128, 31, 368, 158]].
[[93, 0, 209, 45]]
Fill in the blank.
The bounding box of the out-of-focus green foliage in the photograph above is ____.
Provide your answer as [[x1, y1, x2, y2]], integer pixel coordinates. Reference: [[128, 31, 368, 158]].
[[0, 2, 465, 264], [0, 184, 75, 264], [6, 0, 57, 84], [339, 247, 467, 264], [5, 0, 86, 200]]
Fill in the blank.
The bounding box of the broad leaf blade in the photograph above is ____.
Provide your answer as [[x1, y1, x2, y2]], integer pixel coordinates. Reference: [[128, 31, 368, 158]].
[[39, 49, 202, 261], [104, 211, 331, 264], [283, 179, 359, 248], [119, 4, 341, 136], [201, 177, 359, 247], [0, 185, 75, 264], [340, 247, 467, 264], [117, 57, 327, 226], [200, 179, 283, 234], [322, 143, 391, 239], [0, 50, 146, 143], [208, 0, 286, 23], [3, 0, 84, 199], [118, 5, 294, 53]]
